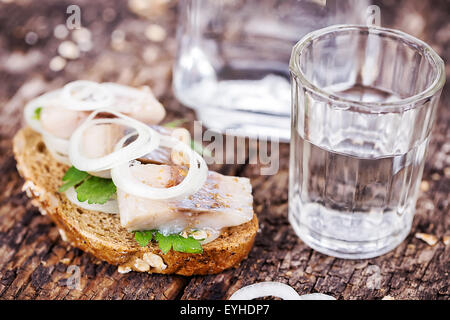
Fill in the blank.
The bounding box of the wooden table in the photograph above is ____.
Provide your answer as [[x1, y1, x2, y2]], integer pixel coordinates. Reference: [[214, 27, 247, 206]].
[[0, 0, 448, 300]]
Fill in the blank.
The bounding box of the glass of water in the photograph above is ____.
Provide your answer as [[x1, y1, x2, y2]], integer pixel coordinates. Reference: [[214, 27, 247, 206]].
[[173, 0, 368, 142], [288, 25, 445, 259]]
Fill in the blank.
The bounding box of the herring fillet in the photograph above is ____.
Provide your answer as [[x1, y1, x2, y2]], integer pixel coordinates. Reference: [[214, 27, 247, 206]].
[[81, 124, 180, 165], [137, 126, 174, 165], [117, 164, 254, 233]]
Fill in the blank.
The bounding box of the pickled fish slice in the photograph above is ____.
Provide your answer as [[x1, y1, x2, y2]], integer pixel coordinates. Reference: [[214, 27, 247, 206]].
[[117, 164, 254, 234]]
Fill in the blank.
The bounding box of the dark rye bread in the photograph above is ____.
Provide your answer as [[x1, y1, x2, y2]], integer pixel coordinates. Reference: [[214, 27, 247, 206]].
[[12, 127, 258, 276]]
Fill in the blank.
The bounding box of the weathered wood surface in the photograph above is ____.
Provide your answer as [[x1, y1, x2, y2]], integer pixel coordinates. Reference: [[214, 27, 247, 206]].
[[0, 0, 448, 300]]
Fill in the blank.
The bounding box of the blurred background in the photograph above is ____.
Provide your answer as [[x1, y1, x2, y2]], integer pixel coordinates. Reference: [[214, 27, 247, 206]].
[[0, 0, 448, 109], [0, 0, 448, 154]]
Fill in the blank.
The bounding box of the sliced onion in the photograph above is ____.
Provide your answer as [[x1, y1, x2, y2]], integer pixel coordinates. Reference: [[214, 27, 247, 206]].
[[111, 134, 208, 200], [69, 109, 160, 172], [199, 228, 221, 245], [23, 89, 62, 133], [24, 89, 79, 165], [45, 146, 71, 166], [40, 127, 72, 166], [64, 187, 119, 214], [88, 170, 112, 179], [161, 135, 208, 196], [229, 282, 301, 300], [46, 149, 71, 165], [298, 293, 336, 300], [61, 80, 114, 111], [42, 132, 69, 155], [170, 128, 192, 165], [101, 82, 162, 111], [229, 282, 337, 300], [24, 99, 44, 133], [101, 82, 148, 99]]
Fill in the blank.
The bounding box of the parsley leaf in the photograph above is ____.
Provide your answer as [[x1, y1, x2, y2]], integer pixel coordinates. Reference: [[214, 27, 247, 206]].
[[134, 231, 154, 247], [58, 166, 89, 192], [59, 166, 116, 204], [133, 230, 203, 254], [33, 107, 42, 120], [172, 234, 203, 254], [154, 232, 203, 254], [191, 139, 212, 158], [154, 232, 173, 253], [163, 118, 189, 128], [75, 176, 116, 204]]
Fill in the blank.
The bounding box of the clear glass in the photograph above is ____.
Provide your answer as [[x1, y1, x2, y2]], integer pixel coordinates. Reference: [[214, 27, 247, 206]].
[[288, 25, 445, 259], [173, 0, 368, 141]]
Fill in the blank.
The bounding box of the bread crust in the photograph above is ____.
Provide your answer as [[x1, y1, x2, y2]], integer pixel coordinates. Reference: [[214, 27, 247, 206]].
[[12, 127, 258, 275]]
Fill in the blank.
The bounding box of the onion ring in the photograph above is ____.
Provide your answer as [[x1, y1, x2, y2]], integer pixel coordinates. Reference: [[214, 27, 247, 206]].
[[229, 282, 301, 300], [229, 282, 336, 300], [64, 187, 119, 214], [43, 138, 71, 166], [101, 82, 148, 99], [111, 134, 208, 200], [24, 90, 75, 165], [42, 132, 69, 155], [69, 109, 160, 172], [298, 293, 336, 300], [62, 80, 114, 111], [23, 89, 62, 133]]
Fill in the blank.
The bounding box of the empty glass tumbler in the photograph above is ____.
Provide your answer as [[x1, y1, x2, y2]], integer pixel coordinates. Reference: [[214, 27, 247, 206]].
[[289, 25, 445, 259], [173, 0, 368, 141]]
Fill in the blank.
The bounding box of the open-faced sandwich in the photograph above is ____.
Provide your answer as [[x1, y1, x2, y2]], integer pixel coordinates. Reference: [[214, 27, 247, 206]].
[[12, 81, 258, 275]]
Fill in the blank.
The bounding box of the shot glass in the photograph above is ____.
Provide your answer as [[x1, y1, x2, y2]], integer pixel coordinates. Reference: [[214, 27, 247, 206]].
[[288, 25, 445, 259]]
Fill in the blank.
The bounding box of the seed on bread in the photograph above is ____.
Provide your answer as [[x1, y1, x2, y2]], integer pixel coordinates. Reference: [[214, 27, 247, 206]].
[[143, 252, 167, 270], [118, 265, 131, 274], [134, 258, 150, 272], [191, 229, 208, 241]]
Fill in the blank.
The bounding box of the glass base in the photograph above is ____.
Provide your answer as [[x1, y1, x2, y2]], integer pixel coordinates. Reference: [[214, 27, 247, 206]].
[[288, 212, 412, 259], [194, 106, 290, 142]]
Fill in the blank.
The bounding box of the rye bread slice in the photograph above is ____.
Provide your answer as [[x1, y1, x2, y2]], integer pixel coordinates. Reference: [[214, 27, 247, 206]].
[[12, 127, 258, 275]]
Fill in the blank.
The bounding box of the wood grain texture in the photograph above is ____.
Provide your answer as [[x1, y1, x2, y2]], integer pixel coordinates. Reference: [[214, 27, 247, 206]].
[[0, 0, 448, 300]]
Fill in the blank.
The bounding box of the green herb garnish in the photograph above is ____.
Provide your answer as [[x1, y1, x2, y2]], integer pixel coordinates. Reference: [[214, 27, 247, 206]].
[[162, 118, 189, 128], [134, 230, 154, 247], [59, 166, 90, 192], [74, 176, 116, 204], [59, 166, 116, 205], [190, 139, 212, 158], [134, 230, 203, 254], [33, 107, 42, 120]]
